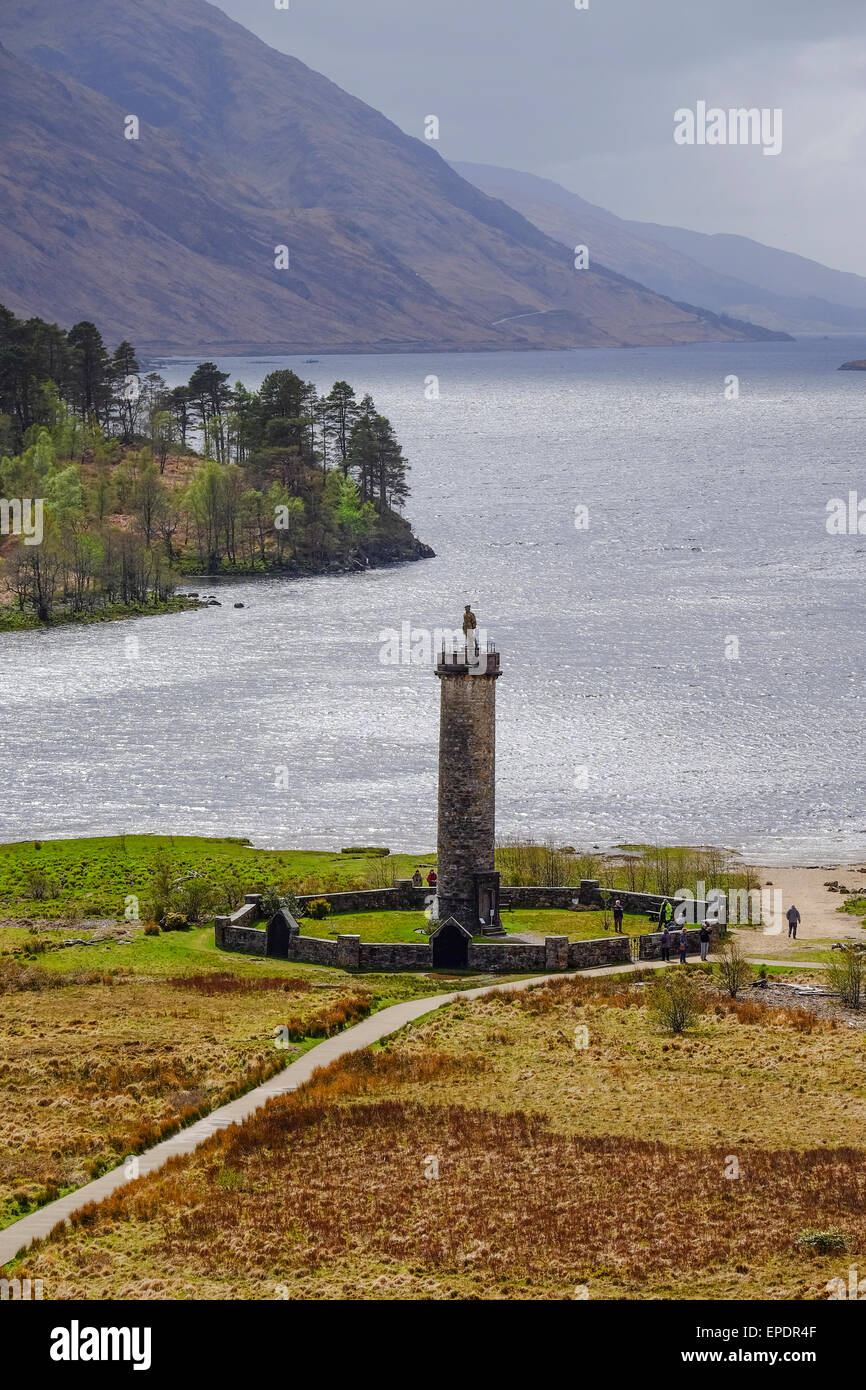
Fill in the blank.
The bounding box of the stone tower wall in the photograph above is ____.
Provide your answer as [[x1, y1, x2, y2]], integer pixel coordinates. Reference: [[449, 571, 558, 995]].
[[436, 669, 497, 929]]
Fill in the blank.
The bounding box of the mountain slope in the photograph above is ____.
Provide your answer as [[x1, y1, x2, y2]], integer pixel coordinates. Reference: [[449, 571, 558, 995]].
[[453, 161, 866, 336], [0, 0, 779, 352]]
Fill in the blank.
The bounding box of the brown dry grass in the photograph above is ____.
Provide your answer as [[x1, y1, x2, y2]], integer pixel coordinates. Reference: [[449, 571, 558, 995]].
[[11, 977, 866, 1300], [0, 959, 129, 993], [0, 974, 369, 1227], [395, 973, 863, 1153], [165, 973, 313, 995]]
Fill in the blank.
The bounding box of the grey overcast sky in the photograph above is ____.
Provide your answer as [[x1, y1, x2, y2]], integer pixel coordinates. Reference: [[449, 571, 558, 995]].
[[213, 0, 866, 275]]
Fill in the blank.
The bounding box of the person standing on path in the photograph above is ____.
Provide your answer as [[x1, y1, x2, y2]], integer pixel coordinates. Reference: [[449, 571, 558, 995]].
[[678, 927, 688, 964], [699, 921, 711, 961], [613, 899, 624, 933], [660, 925, 671, 962], [786, 904, 801, 939]]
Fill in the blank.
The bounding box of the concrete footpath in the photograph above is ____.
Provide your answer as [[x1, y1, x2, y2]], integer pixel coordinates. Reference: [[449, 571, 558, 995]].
[[0, 950, 821, 1266]]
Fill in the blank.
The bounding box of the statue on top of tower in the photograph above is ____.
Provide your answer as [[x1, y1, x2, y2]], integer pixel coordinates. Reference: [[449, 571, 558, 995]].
[[462, 603, 478, 655]]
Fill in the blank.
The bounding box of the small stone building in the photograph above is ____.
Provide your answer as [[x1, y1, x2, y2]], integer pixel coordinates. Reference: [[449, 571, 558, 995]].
[[265, 906, 301, 958]]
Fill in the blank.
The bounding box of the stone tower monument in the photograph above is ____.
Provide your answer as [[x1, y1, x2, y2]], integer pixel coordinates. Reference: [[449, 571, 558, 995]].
[[434, 608, 502, 935]]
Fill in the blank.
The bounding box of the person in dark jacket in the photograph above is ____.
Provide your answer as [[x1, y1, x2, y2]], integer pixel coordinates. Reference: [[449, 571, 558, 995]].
[[786, 904, 800, 939], [660, 925, 671, 962], [613, 900, 624, 933], [699, 922, 711, 961], [678, 927, 688, 964]]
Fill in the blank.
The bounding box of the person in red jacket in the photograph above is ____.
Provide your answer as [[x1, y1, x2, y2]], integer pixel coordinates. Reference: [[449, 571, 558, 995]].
[[426, 869, 437, 887]]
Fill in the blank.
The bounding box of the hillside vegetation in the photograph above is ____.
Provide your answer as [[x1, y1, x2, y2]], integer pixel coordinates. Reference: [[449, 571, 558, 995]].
[[0, 2, 774, 351], [0, 309, 426, 628]]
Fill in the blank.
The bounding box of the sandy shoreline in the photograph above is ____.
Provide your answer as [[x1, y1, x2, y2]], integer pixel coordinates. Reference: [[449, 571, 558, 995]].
[[729, 862, 866, 956]]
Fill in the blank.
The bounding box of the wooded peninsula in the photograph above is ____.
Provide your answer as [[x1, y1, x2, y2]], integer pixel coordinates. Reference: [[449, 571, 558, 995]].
[[0, 307, 430, 629]]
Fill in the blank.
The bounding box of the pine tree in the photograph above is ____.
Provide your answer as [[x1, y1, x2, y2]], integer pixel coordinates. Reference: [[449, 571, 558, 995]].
[[67, 321, 112, 425], [187, 362, 231, 461], [325, 381, 360, 473], [372, 413, 409, 511], [345, 411, 378, 505]]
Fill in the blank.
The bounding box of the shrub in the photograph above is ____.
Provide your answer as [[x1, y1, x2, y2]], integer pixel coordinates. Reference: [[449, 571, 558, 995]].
[[176, 876, 215, 924], [305, 898, 332, 920], [364, 857, 398, 887], [140, 853, 214, 924], [217, 871, 245, 915], [795, 1227, 848, 1254], [258, 885, 302, 920], [826, 944, 863, 1009], [22, 865, 59, 900], [647, 971, 705, 1034], [299, 876, 325, 895], [143, 923, 161, 937], [143, 851, 176, 924], [717, 939, 753, 998], [495, 838, 578, 888], [281, 888, 302, 920], [259, 885, 282, 919], [162, 912, 189, 932]]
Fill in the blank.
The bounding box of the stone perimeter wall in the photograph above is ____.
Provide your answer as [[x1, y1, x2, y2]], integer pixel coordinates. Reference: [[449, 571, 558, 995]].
[[291, 881, 712, 916], [213, 882, 714, 972], [214, 918, 633, 974]]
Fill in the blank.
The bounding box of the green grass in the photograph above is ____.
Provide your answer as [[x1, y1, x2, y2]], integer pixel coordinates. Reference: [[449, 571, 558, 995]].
[[0, 923, 222, 976], [299, 906, 645, 942], [498, 907, 644, 939], [299, 911, 428, 942], [0, 834, 430, 921], [0, 921, 504, 1007], [838, 896, 866, 929]]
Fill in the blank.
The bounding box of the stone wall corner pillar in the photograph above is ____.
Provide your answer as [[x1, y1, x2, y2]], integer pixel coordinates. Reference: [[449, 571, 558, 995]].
[[545, 935, 569, 971], [393, 879, 414, 907], [578, 879, 600, 907], [337, 934, 362, 971]]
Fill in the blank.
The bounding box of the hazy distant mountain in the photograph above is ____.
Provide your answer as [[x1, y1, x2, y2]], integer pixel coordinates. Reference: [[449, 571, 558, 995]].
[[453, 162, 866, 335], [0, 0, 783, 353]]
